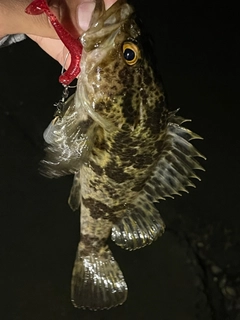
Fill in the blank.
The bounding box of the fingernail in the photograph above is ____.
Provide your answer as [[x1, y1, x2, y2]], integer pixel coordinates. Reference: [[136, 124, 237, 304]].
[[77, 1, 96, 31]]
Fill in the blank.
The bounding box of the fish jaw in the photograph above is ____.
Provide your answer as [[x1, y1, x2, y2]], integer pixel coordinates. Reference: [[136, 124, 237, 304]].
[[76, 0, 165, 133]]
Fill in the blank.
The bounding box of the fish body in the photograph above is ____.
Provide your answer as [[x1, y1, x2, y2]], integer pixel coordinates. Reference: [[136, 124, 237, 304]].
[[42, 0, 204, 310]]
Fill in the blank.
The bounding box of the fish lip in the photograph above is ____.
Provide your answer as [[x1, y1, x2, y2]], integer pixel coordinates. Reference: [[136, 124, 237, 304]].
[[80, 0, 133, 49], [89, 0, 127, 29]]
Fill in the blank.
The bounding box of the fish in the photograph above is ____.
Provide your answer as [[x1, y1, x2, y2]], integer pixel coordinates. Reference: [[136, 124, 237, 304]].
[[41, 0, 205, 310]]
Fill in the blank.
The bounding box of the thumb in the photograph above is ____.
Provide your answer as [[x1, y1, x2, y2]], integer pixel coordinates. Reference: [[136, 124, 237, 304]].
[[76, 0, 117, 31], [76, 1, 96, 31]]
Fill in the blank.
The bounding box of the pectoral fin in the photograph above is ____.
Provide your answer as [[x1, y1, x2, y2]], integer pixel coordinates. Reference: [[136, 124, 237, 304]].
[[40, 95, 94, 178]]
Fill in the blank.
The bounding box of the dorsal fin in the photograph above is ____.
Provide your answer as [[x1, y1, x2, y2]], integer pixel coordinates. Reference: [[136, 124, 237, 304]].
[[142, 111, 205, 202], [111, 111, 205, 250]]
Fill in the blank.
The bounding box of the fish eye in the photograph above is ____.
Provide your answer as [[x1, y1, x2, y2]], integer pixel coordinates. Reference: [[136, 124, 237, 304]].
[[122, 42, 140, 65]]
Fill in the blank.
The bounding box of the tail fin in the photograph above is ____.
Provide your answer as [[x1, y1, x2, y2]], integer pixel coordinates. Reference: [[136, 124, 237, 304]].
[[71, 244, 128, 310]]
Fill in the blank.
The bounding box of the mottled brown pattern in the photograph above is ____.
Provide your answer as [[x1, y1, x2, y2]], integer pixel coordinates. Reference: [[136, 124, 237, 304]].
[[78, 117, 94, 134], [80, 234, 107, 251], [82, 197, 123, 223], [89, 160, 103, 176], [92, 126, 108, 151], [75, 2, 170, 258], [42, 0, 203, 310], [105, 161, 133, 183]]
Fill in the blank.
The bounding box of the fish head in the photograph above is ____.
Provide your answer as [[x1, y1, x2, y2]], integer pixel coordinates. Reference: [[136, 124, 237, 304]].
[[77, 0, 167, 132]]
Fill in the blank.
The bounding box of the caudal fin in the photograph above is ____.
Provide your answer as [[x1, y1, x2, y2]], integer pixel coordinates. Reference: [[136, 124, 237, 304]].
[[71, 244, 128, 310]]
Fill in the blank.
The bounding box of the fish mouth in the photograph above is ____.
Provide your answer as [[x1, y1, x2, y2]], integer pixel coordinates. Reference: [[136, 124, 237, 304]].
[[88, 0, 127, 29], [81, 0, 133, 49]]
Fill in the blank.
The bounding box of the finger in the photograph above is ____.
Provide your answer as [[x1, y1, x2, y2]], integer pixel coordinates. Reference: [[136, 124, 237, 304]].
[[27, 34, 71, 68], [77, 1, 96, 31], [104, 0, 117, 10], [76, 0, 117, 31]]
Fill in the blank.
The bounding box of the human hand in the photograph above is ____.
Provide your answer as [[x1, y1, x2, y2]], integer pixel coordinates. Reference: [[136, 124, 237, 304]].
[[0, 0, 117, 68]]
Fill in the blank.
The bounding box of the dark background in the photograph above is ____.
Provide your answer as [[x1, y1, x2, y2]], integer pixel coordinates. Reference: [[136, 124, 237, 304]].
[[0, 0, 239, 319]]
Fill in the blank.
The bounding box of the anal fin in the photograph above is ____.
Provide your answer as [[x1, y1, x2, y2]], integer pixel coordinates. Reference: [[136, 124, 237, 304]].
[[111, 195, 165, 251], [71, 244, 128, 310]]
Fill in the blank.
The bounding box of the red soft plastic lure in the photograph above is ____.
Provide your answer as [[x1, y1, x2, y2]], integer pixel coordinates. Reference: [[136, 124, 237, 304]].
[[25, 0, 83, 85]]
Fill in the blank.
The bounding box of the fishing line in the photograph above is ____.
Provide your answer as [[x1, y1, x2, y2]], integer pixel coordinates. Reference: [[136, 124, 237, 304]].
[[53, 51, 78, 118], [61, 51, 77, 90]]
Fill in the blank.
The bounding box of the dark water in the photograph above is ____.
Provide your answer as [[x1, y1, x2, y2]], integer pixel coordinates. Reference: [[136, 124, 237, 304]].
[[0, 1, 239, 319]]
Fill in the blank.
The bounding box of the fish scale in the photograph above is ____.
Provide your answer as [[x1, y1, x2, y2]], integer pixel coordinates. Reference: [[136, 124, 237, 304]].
[[39, 0, 205, 310]]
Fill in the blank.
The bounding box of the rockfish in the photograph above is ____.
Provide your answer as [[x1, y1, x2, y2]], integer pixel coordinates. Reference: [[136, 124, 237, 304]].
[[42, 0, 204, 310]]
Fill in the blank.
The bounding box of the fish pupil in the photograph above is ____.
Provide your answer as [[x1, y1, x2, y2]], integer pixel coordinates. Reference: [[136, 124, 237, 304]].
[[124, 48, 135, 61]]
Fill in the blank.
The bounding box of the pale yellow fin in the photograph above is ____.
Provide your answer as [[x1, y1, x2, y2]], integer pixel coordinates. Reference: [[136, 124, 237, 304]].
[[40, 94, 93, 178], [71, 244, 128, 310], [111, 194, 165, 250], [143, 112, 205, 202]]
